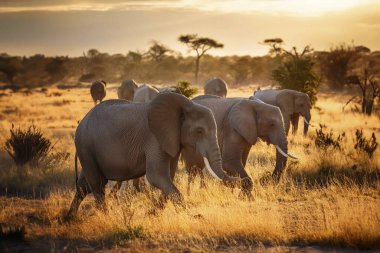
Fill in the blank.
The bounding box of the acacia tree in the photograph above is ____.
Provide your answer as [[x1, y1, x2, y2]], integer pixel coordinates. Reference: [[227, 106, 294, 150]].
[[347, 59, 380, 115], [145, 40, 172, 62], [263, 38, 320, 105], [178, 34, 223, 84]]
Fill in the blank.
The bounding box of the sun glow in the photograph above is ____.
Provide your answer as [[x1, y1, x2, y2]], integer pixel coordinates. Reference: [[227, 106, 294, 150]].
[[0, 0, 376, 15]]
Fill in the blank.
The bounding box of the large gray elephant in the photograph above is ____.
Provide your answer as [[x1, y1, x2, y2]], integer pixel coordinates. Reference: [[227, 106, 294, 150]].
[[254, 89, 312, 136], [117, 79, 138, 100], [133, 84, 159, 103], [204, 78, 228, 97], [187, 95, 297, 196], [66, 93, 238, 218], [90, 80, 107, 105], [110, 84, 181, 194]]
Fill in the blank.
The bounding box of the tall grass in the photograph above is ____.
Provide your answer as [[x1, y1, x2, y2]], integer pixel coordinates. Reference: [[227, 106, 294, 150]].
[[0, 87, 379, 250]]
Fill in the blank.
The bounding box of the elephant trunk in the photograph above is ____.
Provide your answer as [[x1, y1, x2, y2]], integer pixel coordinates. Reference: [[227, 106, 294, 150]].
[[203, 141, 239, 184], [272, 138, 288, 182], [303, 113, 311, 136]]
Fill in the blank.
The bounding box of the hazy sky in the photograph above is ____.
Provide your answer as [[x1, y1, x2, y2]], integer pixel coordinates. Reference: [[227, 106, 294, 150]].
[[0, 0, 379, 56]]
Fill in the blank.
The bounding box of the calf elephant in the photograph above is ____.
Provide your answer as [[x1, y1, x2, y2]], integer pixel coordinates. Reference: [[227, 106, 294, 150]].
[[117, 79, 138, 100], [66, 93, 239, 219], [204, 78, 228, 97], [187, 95, 297, 196], [90, 80, 107, 105], [254, 89, 312, 136]]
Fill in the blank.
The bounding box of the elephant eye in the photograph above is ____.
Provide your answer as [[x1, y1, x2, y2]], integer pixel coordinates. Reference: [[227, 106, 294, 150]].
[[195, 127, 204, 135]]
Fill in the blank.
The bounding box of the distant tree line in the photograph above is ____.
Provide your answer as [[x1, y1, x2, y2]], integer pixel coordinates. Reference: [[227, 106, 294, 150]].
[[0, 36, 380, 114]]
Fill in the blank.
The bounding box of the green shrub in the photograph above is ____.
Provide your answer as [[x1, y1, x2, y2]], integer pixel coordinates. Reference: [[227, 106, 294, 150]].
[[176, 80, 198, 98]]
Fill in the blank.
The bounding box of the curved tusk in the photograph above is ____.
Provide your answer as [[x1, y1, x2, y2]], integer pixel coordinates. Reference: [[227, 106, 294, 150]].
[[275, 145, 298, 160], [144, 175, 152, 187], [304, 118, 315, 127], [203, 157, 223, 181]]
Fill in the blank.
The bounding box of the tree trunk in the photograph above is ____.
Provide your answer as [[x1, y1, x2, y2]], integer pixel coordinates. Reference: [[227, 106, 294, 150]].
[[195, 56, 200, 85]]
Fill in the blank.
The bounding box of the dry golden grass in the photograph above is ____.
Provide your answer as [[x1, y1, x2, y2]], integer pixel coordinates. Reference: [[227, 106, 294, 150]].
[[0, 85, 379, 252]]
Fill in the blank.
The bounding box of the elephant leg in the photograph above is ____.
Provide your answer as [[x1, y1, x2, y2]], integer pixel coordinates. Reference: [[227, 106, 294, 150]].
[[145, 152, 183, 208], [222, 141, 253, 196], [79, 153, 108, 212], [65, 172, 91, 220], [290, 113, 300, 135], [199, 170, 207, 189], [187, 167, 196, 195], [132, 178, 141, 192], [283, 114, 291, 136], [169, 153, 180, 181], [241, 146, 251, 167], [109, 181, 123, 198]]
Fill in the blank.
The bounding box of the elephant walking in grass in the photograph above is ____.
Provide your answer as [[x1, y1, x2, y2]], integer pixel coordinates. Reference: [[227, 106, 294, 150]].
[[90, 80, 107, 105], [117, 79, 138, 100], [66, 93, 239, 219], [187, 95, 297, 197], [204, 78, 228, 97], [254, 89, 312, 136]]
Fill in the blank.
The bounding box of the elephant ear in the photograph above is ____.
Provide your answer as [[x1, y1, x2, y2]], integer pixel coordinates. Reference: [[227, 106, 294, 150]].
[[148, 93, 193, 157], [277, 90, 295, 114], [229, 100, 258, 145]]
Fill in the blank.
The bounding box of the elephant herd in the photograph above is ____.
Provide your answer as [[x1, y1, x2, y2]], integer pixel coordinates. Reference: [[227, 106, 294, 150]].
[[67, 78, 312, 219]]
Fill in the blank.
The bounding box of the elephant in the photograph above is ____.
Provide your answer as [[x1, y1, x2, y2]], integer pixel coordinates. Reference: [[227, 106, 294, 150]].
[[186, 95, 297, 196], [204, 78, 228, 97], [117, 79, 138, 100], [90, 80, 107, 105], [133, 84, 159, 103], [66, 92, 239, 219], [254, 89, 312, 136], [110, 85, 182, 195]]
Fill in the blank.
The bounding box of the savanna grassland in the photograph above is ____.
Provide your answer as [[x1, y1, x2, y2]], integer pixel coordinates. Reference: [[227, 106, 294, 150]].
[[0, 85, 379, 252]]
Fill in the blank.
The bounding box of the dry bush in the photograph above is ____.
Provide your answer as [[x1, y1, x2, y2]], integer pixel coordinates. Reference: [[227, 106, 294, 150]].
[[5, 124, 52, 168]]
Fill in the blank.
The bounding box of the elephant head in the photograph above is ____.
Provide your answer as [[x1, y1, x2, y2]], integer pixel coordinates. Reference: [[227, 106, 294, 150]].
[[148, 93, 237, 183], [118, 79, 139, 100], [277, 90, 312, 135], [230, 99, 294, 181]]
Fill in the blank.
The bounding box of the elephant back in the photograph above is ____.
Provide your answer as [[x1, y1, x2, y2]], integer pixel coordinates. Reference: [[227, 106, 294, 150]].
[[204, 78, 228, 97]]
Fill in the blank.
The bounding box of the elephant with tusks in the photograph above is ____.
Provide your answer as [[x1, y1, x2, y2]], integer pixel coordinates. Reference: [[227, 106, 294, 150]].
[[185, 95, 298, 197], [66, 93, 240, 219], [254, 89, 312, 136]]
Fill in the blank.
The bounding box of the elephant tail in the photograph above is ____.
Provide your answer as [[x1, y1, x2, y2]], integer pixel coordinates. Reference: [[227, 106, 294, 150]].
[[74, 152, 78, 188]]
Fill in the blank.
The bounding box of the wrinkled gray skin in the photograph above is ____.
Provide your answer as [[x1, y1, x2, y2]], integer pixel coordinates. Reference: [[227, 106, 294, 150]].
[[133, 84, 159, 103], [66, 93, 238, 218], [204, 78, 228, 97], [188, 95, 289, 196], [111, 85, 182, 194], [90, 80, 107, 105], [254, 89, 311, 136], [117, 79, 138, 100]]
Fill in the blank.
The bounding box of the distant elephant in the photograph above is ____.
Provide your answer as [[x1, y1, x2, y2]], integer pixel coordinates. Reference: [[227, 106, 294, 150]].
[[90, 80, 107, 105], [66, 93, 239, 219], [117, 79, 138, 100], [254, 89, 312, 136], [133, 84, 159, 103], [204, 78, 228, 97], [187, 95, 297, 196]]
